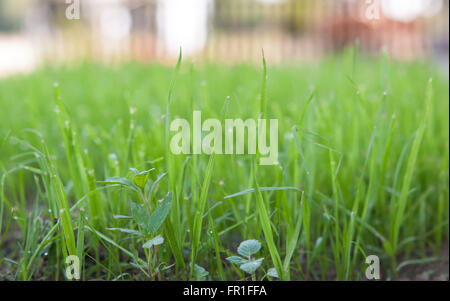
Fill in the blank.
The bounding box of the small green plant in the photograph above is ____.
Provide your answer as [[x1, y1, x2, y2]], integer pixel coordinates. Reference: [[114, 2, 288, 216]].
[[102, 168, 173, 279], [227, 239, 264, 280], [267, 267, 279, 279], [193, 264, 209, 281]]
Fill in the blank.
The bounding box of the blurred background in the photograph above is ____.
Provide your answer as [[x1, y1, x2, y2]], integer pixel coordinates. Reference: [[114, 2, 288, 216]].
[[0, 0, 448, 77]]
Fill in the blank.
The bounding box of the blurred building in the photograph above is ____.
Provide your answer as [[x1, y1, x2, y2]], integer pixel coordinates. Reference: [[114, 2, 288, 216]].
[[0, 0, 448, 76]]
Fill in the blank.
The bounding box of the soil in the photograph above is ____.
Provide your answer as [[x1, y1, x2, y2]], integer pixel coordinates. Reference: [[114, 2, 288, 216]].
[[397, 244, 449, 281]]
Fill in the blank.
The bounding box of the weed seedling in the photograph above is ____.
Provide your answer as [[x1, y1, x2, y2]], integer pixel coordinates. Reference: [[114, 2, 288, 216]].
[[227, 239, 264, 280]]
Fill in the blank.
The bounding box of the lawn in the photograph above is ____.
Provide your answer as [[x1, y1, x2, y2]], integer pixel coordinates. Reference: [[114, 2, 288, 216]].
[[0, 51, 448, 280]]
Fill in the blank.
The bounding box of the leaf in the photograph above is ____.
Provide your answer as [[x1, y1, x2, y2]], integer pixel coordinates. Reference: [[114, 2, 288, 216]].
[[130, 168, 155, 190], [129, 168, 139, 174], [134, 174, 149, 190], [148, 191, 173, 234], [98, 177, 139, 192], [142, 235, 164, 248], [193, 264, 209, 280], [237, 239, 261, 258], [112, 215, 132, 219], [130, 202, 151, 233], [99, 177, 133, 186], [240, 258, 264, 274], [396, 257, 439, 272], [226, 256, 247, 265], [191, 154, 215, 266], [252, 160, 284, 279], [148, 172, 167, 199], [224, 186, 301, 199], [283, 191, 304, 273], [267, 267, 279, 278], [106, 228, 143, 236]]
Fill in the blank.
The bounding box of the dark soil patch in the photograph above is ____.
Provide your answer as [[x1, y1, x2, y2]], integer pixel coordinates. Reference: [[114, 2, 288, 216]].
[[398, 243, 449, 281]]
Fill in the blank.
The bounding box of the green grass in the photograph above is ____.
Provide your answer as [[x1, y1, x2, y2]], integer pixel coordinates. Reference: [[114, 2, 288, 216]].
[[0, 52, 448, 280]]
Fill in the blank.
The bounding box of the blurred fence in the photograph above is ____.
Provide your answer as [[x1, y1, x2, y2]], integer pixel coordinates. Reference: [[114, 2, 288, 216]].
[[0, 0, 449, 73]]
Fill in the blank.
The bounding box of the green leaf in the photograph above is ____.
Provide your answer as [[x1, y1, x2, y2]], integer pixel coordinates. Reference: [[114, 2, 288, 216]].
[[142, 235, 164, 248], [252, 160, 284, 280], [106, 228, 143, 236], [130, 168, 154, 190], [148, 172, 167, 199], [240, 258, 264, 274], [112, 215, 132, 219], [226, 256, 247, 265], [129, 168, 139, 174], [224, 186, 301, 199], [191, 154, 215, 269], [99, 177, 133, 186], [130, 202, 151, 233], [267, 267, 279, 278], [148, 191, 173, 235], [99, 177, 139, 192], [193, 264, 209, 280], [237, 239, 261, 258]]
